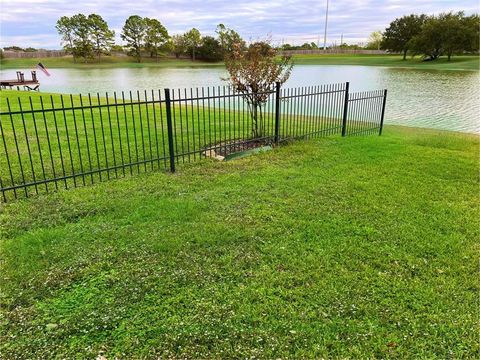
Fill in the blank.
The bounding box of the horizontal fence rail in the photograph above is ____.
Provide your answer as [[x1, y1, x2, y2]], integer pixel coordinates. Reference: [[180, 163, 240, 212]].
[[0, 82, 387, 201]]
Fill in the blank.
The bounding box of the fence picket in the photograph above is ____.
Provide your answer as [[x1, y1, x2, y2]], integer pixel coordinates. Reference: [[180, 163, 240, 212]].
[[164, 88, 175, 173], [0, 82, 387, 200]]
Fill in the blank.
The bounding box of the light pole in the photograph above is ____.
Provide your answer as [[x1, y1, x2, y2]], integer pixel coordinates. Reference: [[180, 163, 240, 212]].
[[323, 0, 329, 51]]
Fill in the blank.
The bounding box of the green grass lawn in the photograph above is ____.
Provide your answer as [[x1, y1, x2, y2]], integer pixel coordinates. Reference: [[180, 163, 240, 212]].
[[0, 55, 223, 70], [0, 89, 348, 197], [0, 125, 478, 358], [1, 54, 478, 71], [292, 54, 480, 71]]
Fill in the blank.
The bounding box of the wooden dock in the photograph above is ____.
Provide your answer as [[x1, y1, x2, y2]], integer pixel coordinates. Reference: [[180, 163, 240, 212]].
[[0, 71, 40, 91]]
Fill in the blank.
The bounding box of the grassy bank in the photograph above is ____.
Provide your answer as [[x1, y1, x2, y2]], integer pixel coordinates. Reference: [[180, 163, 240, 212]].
[[0, 56, 222, 70], [1, 54, 478, 71], [292, 54, 480, 71], [1, 125, 478, 358]]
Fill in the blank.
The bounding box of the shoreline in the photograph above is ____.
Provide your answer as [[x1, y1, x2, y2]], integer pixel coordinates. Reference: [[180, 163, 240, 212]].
[[1, 54, 478, 71]]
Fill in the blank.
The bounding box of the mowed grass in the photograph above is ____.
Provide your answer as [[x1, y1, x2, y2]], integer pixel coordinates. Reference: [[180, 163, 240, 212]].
[[292, 54, 480, 71], [0, 125, 478, 358], [0, 89, 275, 192], [0, 89, 346, 197], [0, 55, 223, 70], [2, 54, 478, 71]]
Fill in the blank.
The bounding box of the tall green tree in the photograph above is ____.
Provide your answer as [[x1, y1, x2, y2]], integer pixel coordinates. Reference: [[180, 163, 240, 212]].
[[410, 12, 479, 61], [70, 14, 94, 62], [408, 16, 443, 60], [437, 12, 469, 61], [184, 28, 201, 61], [381, 14, 426, 59], [197, 36, 223, 61], [366, 31, 383, 50], [144, 18, 169, 60], [56, 16, 76, 61], [56, 14, 114, 62], [121, 15, 146, 62], [300, 42, 314, 49], [463, 14, 480, 53], [170, 34, 186, 58], [88, 14, 115, 59], [215, 24, 245, 55]]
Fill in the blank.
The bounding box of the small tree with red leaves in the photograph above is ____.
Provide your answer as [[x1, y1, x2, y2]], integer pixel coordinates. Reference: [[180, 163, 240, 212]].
[[224, 41, 293, 138]]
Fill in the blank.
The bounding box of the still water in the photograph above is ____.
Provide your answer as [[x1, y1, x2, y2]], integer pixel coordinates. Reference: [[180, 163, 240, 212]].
[[1, 65, 478, 133]]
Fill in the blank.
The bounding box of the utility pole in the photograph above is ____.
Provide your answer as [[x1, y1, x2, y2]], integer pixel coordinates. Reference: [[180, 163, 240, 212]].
[[323, 0, 329, 51]]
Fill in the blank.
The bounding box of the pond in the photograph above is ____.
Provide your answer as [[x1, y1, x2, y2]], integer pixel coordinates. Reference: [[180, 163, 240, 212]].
[[1, 65, 478, 133]]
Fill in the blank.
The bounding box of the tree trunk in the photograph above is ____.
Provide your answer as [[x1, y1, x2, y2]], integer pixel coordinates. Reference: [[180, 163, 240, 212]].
[[136, 47, 141, 63], [250, 103, 265, 139], [258, 106, 264, 137], [192, 48, 196, 61], [252, 104, 258, 138], [403, 49, 407, 60]]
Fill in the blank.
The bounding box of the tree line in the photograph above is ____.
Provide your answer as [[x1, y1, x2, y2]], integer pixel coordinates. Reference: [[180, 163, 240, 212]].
[[54, 11, 479, 63], [381, 11, 479, 60], [56, 14, 245, 63], [280, 11, 479, 58], [56, 14, 115, 62], [55, 13, 292, 140]]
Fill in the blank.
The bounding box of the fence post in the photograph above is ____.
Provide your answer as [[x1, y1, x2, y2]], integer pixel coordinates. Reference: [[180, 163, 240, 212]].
[[341, 82, 350, 137], [379, 89, 388, 136], [164, 88, 175, 173], [274, 82, 281, 144]]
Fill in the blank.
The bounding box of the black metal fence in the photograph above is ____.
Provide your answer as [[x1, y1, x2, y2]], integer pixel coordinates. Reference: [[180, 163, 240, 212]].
[[0, 82, 387, 201]]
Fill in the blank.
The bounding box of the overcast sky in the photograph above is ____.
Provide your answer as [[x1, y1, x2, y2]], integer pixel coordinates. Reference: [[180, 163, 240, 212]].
[[0, 0, 478, 49]]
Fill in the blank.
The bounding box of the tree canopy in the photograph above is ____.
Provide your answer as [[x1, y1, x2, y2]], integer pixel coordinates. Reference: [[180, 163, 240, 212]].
[[121, 15, 146, 62], [365, 31, 383, 50], [197, 36, 223, 61], [55, 10, 478, 64], [144, 18, 169, 60], [56, 14, 114, 62], [216, 24, 246, 54], [381, 14, 426, 59], [56, 14, 249, 63], [169, 34, 186, 59], [381, 12, 479, 61], [410, 12, 479, 60], [56, 16, 75, 55], [183, 28, 201, 61], [88, 14, 115, 59]]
